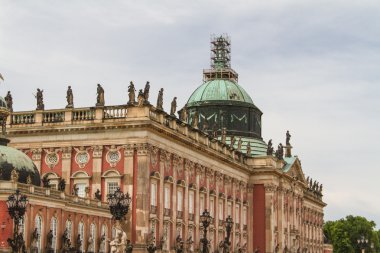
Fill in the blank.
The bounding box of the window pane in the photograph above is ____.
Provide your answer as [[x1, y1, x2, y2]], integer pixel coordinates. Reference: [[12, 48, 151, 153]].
[[164, 187, 170, 209], [189, 191, 194, 214], [150, 183, 157, 206], [51, 218, 58, 252], [200, 195, 204, 214], [177, 190, 183, 211], [107, 182, 119, 195], [219, 201, 223, 220], [210, 198, 214, 217], [76, 183, 86, 198]]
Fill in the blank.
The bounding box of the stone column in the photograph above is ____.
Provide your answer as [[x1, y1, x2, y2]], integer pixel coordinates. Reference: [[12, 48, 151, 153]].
[[134, 143, 150, 248], [61, 147, 72, 195], [92, 145, 103, 199], [124, 144, 135, 240], [158, 149, 166, 247]]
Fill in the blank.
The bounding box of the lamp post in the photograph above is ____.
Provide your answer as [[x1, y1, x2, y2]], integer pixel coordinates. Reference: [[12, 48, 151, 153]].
[[220, 216, 233, 253], [357, 235, 368, 253], [200, 209, 212, 253], [107, 187, 132, 252], [6, 189, 28, 253]]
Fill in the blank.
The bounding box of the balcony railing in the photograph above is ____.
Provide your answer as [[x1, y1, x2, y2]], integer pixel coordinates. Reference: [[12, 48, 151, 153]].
[[103, 105, 127, 119], [43, 111, 65, 123], [11, 112, 35, 124], [73, 108, 95, 121]]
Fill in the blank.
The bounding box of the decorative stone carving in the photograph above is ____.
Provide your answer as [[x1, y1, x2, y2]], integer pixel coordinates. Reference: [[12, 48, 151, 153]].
[[264, 184, 277, 193], [136, 143, 149, 155], [31, 148, 42, 161], [92, 145, 103, 158], [44, 148, 59, 169], [74, 147, 90, 168], [106, 145, 122, 167], [123, 144, 134, 157], [149, 145, 159, 167], [11, 169, 19, 183], [62, 147, 72, 159]]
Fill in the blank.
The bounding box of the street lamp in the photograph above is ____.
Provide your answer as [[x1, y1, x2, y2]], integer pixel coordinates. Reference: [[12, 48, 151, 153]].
[[107, 187, 132, 220], [357, 235, 369, 253], [200, 209, 212, 253], [220, 216, 233, 253], [107, 187, 132, 252], [6, 189, 28, 253]]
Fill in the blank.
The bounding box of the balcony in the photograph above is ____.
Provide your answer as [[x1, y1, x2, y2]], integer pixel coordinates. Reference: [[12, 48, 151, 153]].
[[164, 208, 171, 217]]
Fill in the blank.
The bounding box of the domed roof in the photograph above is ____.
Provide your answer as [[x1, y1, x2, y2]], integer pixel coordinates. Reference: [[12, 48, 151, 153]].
[[0, 97, 7, 109], [0, 145, 41, 186], [187, 79, 255, 107]]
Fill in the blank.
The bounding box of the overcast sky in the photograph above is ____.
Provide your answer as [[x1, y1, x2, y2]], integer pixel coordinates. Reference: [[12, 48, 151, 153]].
[[1, 0, 380, 226]]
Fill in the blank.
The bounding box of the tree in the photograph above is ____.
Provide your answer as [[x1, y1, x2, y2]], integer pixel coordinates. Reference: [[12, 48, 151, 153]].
[[324, 215, 380, 253]]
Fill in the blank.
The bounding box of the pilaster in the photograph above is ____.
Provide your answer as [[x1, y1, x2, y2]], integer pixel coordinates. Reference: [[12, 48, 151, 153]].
[[61, 147, 72, 195]]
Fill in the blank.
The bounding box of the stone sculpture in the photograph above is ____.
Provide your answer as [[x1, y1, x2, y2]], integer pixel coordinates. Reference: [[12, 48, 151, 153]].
[[156, 88, 164, 110], [170, 97, 177, 116], [128, 82, 136, 105], [66, 86, 74, 108], [96, 84, 105, 106]]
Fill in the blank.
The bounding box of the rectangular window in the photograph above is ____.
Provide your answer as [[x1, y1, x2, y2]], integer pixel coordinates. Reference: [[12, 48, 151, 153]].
[[164, 186, 170, 209], [189, 191, 194, 214], [243, 207, 247, 225], [200, 194, 205, 215], [227, 202, 232, 217], [107, 182, 119, 195], [235, 205, 240, 224], [219, 201, 223, 220], [150, 183, 157, 206], [76, 183, 86, 198], [177, 190, 183, 211], [210, 198, 214, 217]]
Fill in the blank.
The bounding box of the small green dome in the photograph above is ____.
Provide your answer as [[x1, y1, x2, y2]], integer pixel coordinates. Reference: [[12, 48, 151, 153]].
[[0, 145, 41, 186], [0, 97, 7, 109], [187, 79, 254, 106]]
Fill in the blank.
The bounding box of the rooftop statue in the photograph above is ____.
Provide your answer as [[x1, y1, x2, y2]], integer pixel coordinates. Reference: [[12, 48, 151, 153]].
[[180, 107, 188, 122], [138, 89, 145, 107], [192, 111, 199, 128], [156, 88, 164, 110], [128, 81, 136, 105], [275, 143, 284, 160], [230, 136, 236, 148], [267, 139, 274, 156], [246, 142, 251, 156], [95, 189, 102, 201], [221, 128, 227, 143], [66, 86, 74, 108], [202, 119, 209, 131], [237, 138, 242, 152], [35, 88, 44, 110], [144, 81, 150, 103], [96, 84, 105, 106], [58, 178, 66, 192], [286, 130, 291, 146], [5, 91, 13, 112], [170, 97, 177, 116]]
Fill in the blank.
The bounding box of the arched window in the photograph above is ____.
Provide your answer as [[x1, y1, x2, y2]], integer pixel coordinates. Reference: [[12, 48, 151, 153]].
[[78, 221, 85, 252], [35, 215, 43, 251], [72, 171, 90, 198], [50, 217, 58, 252], [66, 220, 73, 242], [90, 223, 96, 252], [100, 224, 107, 253]]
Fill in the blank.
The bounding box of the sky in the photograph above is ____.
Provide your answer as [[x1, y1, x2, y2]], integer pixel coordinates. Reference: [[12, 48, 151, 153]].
[[1, 0, 380, 226]]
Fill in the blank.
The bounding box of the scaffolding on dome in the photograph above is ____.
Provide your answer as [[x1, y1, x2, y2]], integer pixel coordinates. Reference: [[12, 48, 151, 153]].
[[203, 34, 238, 83]]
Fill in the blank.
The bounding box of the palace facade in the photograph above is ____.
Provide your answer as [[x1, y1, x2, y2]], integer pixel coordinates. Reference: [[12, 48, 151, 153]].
[[3, 35, 326, 253]]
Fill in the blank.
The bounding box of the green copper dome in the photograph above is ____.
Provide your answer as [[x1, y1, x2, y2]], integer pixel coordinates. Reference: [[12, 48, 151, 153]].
[[187, 79, 254, 106], [0, 145, 41, 186]]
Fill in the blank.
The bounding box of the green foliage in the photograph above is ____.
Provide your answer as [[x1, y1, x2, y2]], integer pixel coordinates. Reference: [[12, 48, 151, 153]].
[[324, 215, 380, 253]]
